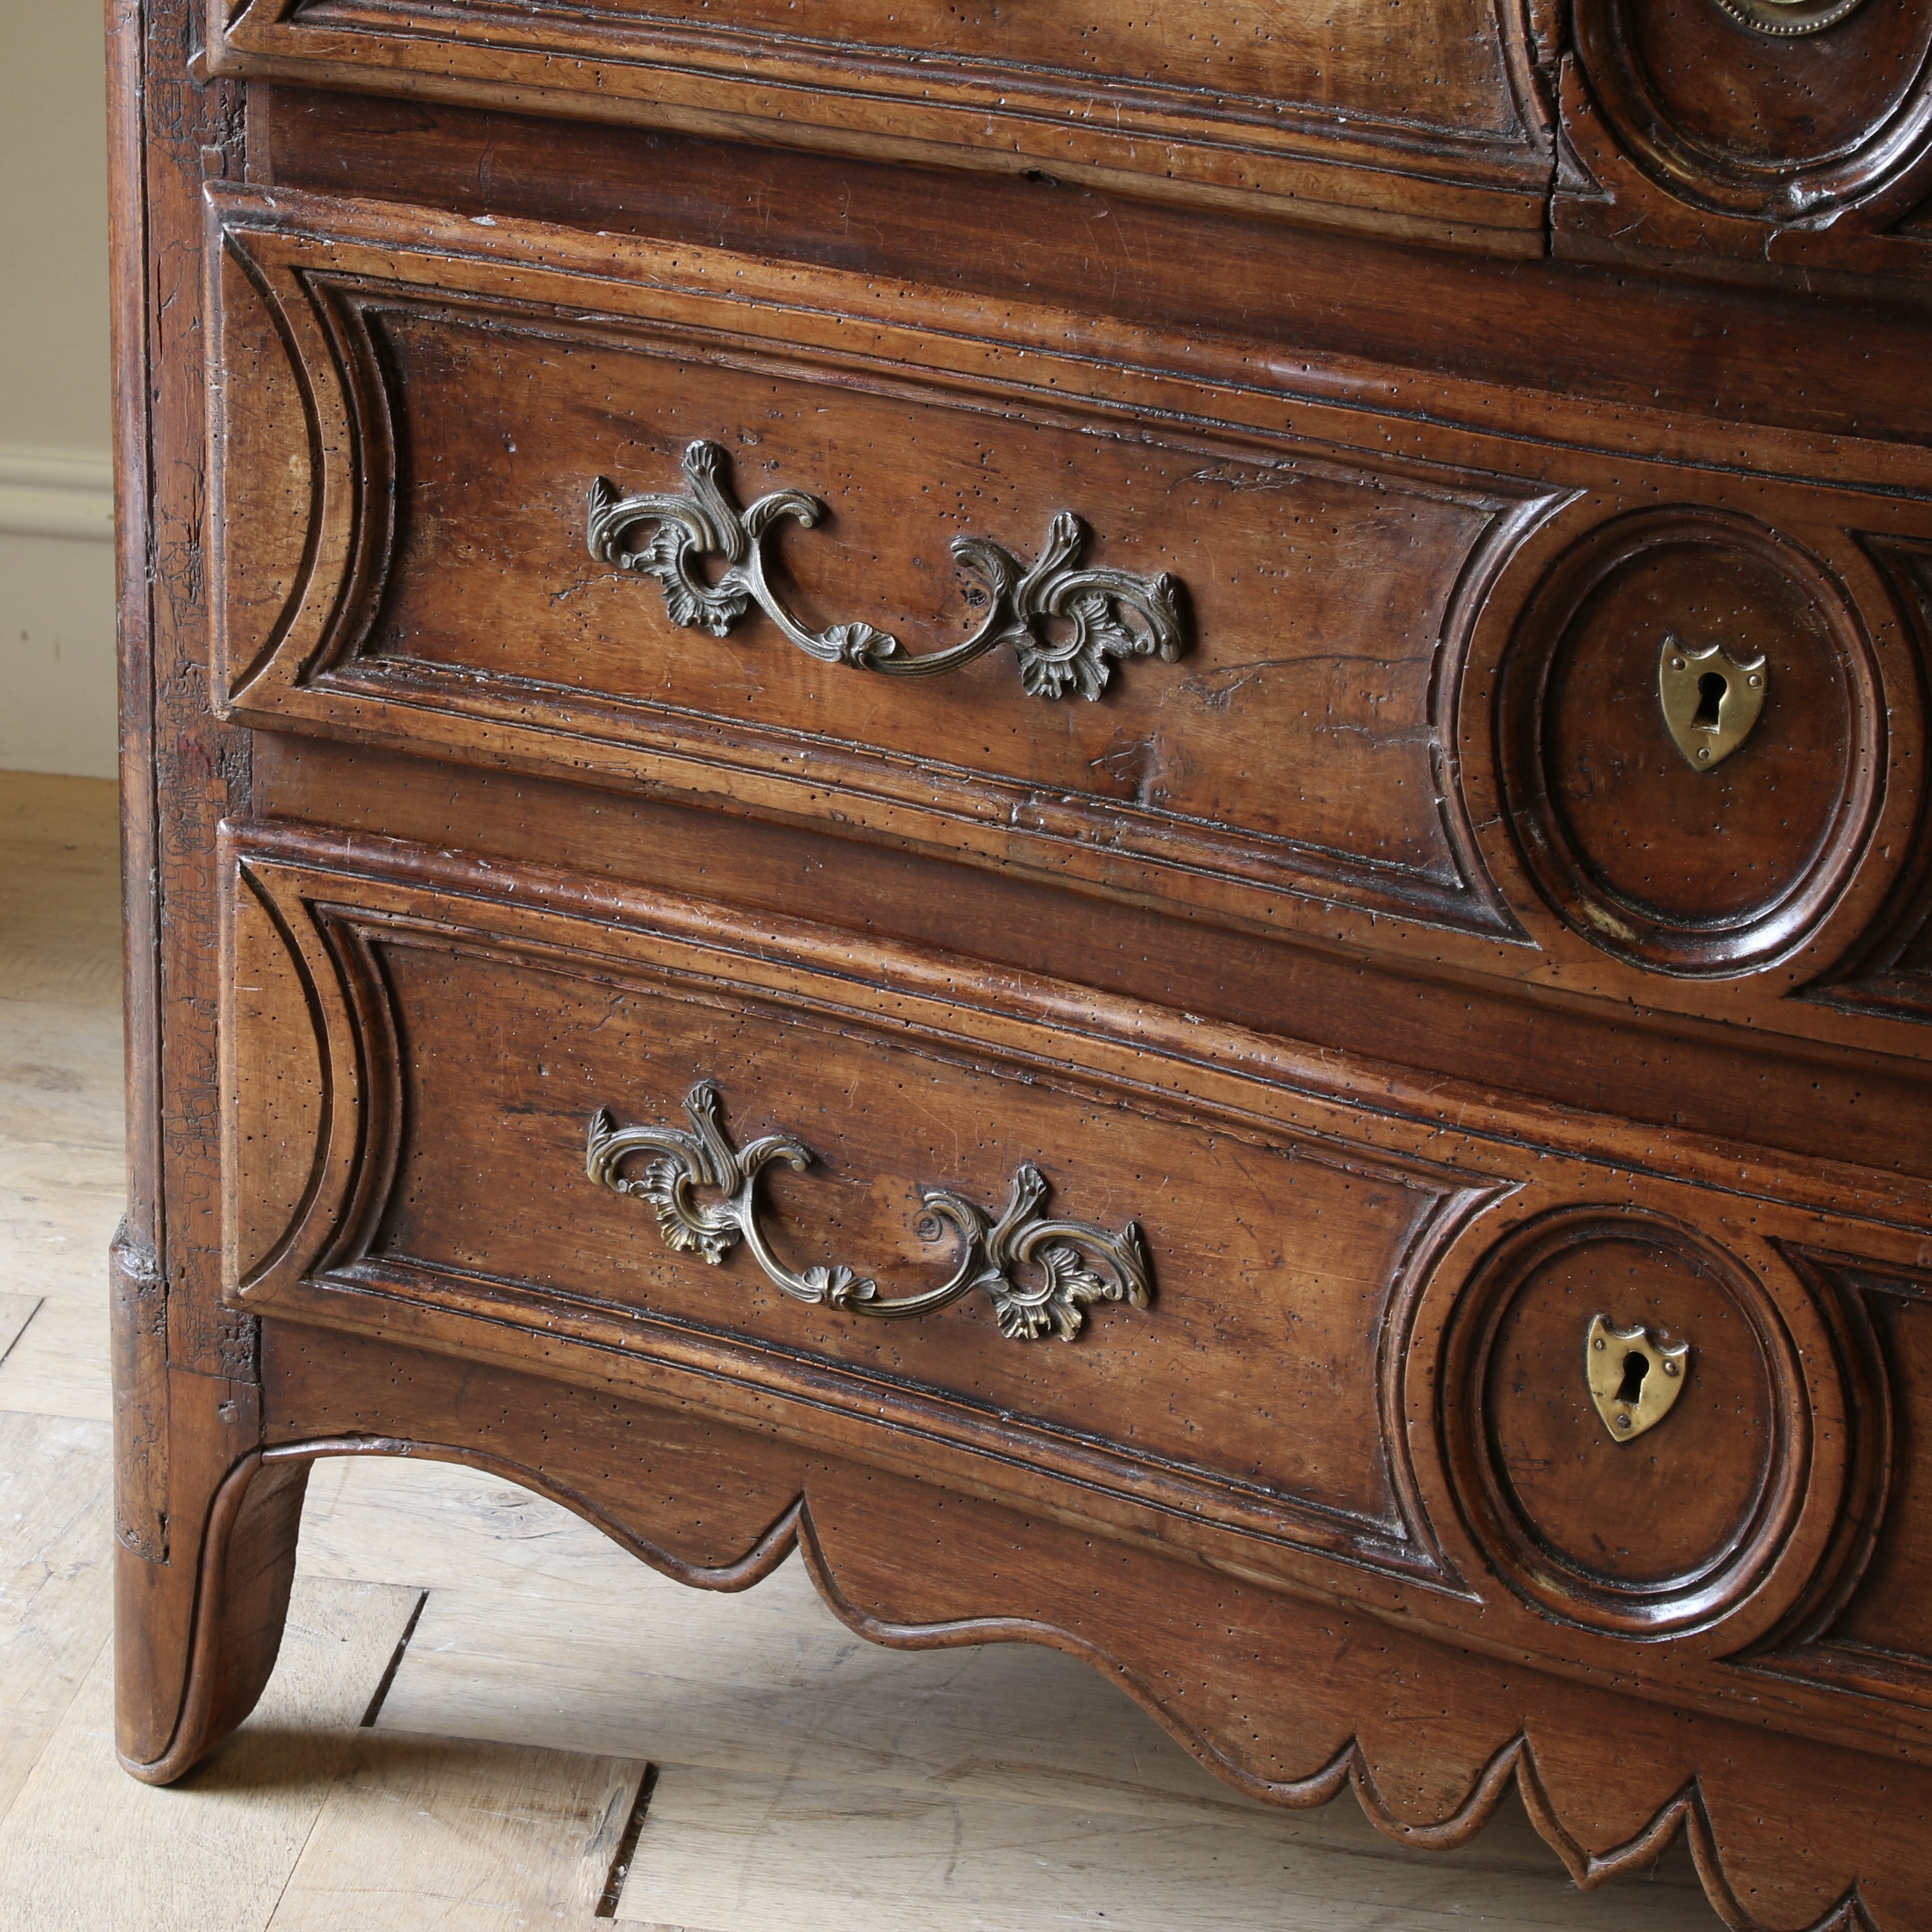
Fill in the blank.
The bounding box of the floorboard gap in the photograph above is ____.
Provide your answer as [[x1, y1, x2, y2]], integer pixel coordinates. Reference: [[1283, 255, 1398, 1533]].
[[0, 1296, 44, 1372], [357, 1587, 428, 1729], [595, 1762, 661, 1918]]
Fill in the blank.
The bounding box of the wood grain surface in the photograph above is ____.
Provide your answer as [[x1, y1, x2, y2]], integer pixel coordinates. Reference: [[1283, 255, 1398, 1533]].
[[103, 0, 1932, 1918]]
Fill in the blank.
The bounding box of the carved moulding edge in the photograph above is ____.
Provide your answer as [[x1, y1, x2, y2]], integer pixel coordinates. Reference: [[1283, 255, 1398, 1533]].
[[212, 0, 1559, 212], [1731, 1243, 1932, 1708], [1801, 534, 1932, 1023], [207, 226, 402, 709]]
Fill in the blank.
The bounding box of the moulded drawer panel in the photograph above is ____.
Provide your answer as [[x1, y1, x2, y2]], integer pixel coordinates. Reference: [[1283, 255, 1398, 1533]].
[[219, 815, 1932, 1761]]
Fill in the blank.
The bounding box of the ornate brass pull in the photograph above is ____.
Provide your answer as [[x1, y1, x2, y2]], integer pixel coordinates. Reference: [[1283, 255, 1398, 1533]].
[[1711, 0, 1867, 33], [1658, 636, 1766, 771], [588, 441, 1187, 701], [1586, 1315, 1690, 1442], [586, 1081, 1153, 1342]]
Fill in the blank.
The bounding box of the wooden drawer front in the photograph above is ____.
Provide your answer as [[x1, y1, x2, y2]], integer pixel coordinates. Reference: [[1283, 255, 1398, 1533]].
[[208, 188, 1932, 1022], [208, 185, 1563, 949], [222, 819, 1932, 1756], [225, 820, 1507, 1591], [208, 0, 1555, 252]]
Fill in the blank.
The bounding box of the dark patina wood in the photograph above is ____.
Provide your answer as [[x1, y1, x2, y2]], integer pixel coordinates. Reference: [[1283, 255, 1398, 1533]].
[[113, 2, 1932, 1924]]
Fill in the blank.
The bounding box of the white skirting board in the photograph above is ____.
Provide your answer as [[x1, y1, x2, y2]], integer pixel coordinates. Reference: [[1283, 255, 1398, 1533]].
[[0, 445, 117, 781]]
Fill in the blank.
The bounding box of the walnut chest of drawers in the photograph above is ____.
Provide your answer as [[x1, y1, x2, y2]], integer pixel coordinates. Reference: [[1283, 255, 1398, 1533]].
[[109, 1, 1932, 1921]]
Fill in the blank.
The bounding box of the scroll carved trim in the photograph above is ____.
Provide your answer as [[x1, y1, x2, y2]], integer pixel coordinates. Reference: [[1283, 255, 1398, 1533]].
[[588, 441, 1187, 701], [801, 1512, 1883, 1932], [586, 1080, 1153, 1341], [144, 1427, 1885, 1927]]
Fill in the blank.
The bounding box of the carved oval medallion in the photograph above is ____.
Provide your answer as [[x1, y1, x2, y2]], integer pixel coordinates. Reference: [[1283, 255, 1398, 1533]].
[[1498, 507, 1880, 976], [1574, 0, 1932, 224], [1442, 1210, 1807, 1637]]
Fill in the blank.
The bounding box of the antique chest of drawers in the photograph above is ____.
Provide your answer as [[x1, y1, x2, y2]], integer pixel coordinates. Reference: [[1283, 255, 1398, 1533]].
[[110, 0, 1932, 1922]]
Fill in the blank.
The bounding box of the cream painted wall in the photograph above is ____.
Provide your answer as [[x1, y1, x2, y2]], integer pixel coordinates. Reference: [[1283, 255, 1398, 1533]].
[[0, 0, 117, 779]]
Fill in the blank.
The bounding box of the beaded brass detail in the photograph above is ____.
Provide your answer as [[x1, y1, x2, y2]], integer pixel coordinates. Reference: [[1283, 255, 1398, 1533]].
[[1711, 0, 1867, 35]]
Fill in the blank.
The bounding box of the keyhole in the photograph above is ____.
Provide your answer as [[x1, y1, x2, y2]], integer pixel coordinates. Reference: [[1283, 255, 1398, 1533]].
[[1692, 672, 1727, 732], [1615, 1350, 1650, 1406]]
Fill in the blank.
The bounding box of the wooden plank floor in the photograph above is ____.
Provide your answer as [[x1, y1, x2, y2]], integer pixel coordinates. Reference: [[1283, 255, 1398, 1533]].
[[0, 767, 1723, 1930]]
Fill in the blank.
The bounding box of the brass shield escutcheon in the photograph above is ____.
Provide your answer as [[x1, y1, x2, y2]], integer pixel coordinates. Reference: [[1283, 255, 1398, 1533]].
[[1658, 637, 1767, 773], [1586, 1313, 1690, 1443]]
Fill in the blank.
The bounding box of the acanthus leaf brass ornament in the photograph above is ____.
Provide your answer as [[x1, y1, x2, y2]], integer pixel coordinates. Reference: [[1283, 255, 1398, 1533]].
[[1658, 636, 1767, 772], [586, 1081, 1153, 1341], [1710, 0, 1870, 35], [1586, 1313, 1691, 1443], [588, 441, 1187, 701]]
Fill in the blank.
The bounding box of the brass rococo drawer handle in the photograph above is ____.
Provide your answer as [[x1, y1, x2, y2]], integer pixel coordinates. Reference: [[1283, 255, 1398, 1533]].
[[588, 440, 1187, 700], [586, 1081, 1153, 1341]]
